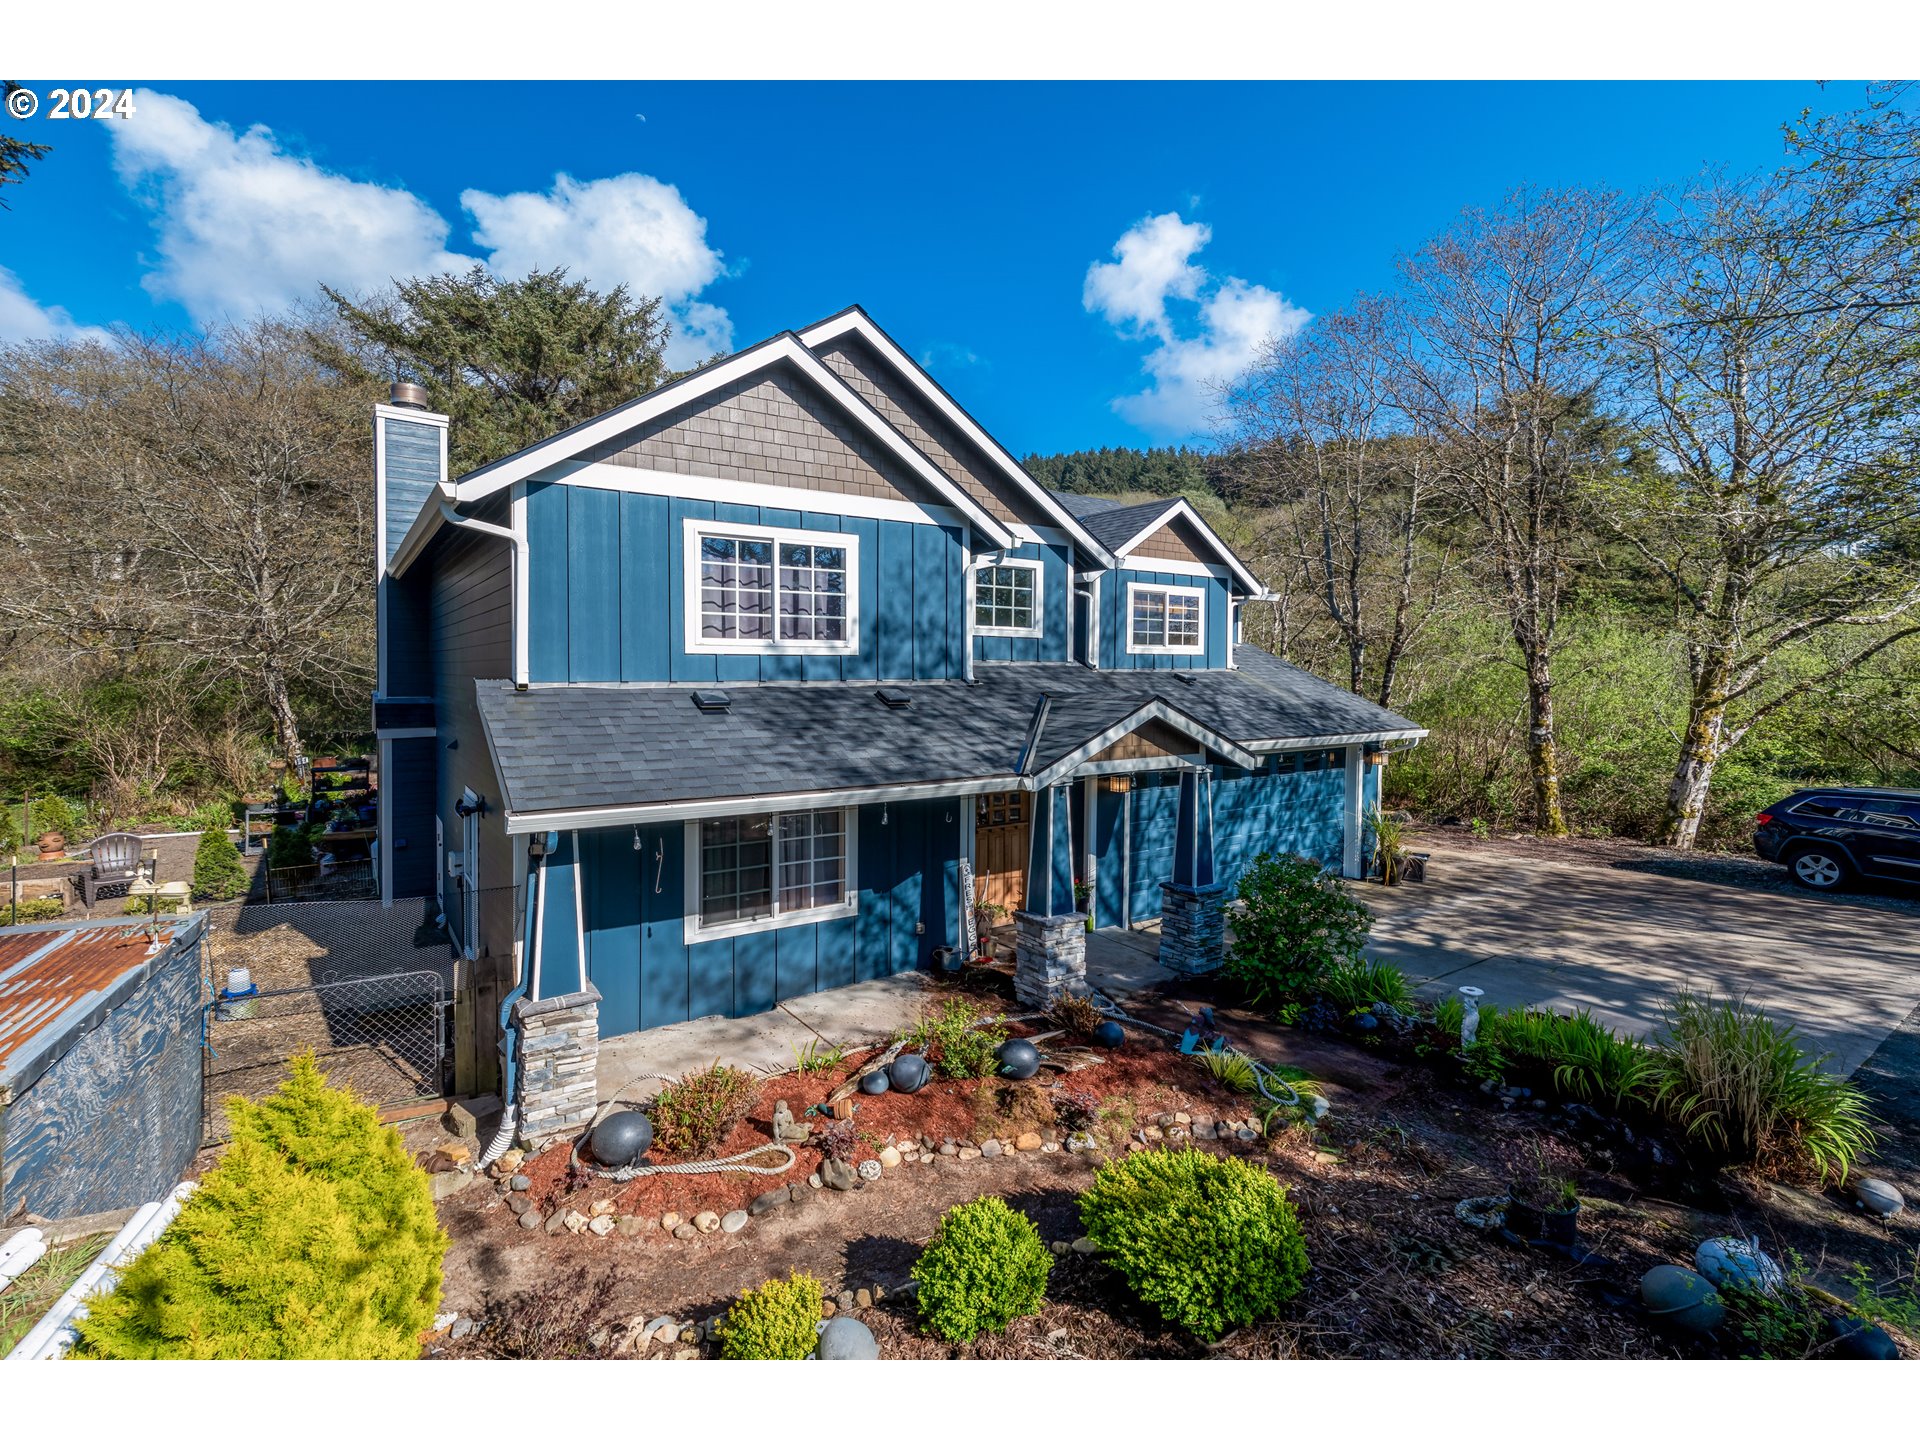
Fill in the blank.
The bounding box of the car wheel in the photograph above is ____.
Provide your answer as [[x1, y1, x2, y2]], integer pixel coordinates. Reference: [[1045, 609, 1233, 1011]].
[[1789, 845, 1849, 892]]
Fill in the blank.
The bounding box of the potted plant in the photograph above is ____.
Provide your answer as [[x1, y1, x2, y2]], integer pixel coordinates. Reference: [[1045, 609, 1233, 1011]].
[[1504, 1135, 1581, 1245], [1364, 805, 1410, 885], [973, 899, 1009, 960], [1073, 879, 1094, 931]]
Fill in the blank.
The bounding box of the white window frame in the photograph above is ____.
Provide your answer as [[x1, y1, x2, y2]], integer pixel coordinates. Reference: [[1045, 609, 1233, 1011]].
[[1125, 580, 1207, 655], [682, 517, 860, 657], [683, 805, 860, 942], [973, 556, 1045, 638]]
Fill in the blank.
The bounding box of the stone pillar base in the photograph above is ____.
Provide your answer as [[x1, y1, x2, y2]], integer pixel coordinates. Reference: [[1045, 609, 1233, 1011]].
[[1013, 910, 1087, 1010], [1158, 882, 1226, 975], [511, 982, 601, 1147]]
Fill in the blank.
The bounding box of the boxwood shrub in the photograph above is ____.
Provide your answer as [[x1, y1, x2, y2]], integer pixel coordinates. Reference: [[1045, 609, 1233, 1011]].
[[1077, 1147, 1309, 1340], [719, 1271, 824, 1359], [912, 1195, 1052, 1343]]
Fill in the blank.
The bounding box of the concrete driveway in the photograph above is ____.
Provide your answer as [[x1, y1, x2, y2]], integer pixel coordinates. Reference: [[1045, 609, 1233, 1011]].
[[1364, 840, 1920, 1077]]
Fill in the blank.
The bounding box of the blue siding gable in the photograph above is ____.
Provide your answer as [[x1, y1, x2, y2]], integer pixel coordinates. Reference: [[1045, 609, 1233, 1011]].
[[1096, 567, 1231, 670], [973, 539, 1072, 665]]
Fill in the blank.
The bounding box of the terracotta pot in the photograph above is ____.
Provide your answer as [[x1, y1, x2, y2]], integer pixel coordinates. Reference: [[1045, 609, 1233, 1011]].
[[36, 831, 65, 858]]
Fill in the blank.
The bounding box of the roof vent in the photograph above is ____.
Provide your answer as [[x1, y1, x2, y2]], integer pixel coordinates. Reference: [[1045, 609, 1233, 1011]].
[[876, 687, 912, 710], [692, 690, 732, 713]]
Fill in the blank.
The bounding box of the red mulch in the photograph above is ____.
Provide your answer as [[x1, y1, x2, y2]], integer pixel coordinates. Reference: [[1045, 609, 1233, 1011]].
[[512, 1022, 1236, 1224]]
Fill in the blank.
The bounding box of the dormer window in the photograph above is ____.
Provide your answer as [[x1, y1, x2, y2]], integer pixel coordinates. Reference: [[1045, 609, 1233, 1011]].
[[974, 558, 1043, 638], [1126, 581, 1204, 654], [685, 519, 859, 655]]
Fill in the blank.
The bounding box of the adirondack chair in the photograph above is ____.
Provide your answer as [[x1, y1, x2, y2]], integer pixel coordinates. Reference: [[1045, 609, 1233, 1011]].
[[79, 832, 151, 908]]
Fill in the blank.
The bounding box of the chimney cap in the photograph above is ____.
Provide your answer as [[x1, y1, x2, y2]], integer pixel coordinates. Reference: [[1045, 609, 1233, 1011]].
[[389, 381, 430, 410]]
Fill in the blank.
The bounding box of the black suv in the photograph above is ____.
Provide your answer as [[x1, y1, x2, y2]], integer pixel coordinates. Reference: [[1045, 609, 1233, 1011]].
[[1753, 787, 1920, 891]]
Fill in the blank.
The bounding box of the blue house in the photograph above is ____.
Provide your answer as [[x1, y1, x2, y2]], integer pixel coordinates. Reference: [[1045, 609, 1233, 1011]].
[[369, 306, 1423, 1109]]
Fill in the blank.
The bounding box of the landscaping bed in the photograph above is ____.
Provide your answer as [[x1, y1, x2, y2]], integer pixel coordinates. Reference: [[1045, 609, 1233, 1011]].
[[429, 965, 1918, 1360]]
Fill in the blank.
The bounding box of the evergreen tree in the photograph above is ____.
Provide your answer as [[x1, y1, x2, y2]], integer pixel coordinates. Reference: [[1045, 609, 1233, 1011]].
[[191, 827, 249, 901], [317, 266, 674, 474]]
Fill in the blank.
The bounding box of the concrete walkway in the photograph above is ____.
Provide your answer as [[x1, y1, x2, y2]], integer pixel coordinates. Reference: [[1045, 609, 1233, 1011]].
[[595, 923, 1185, 1100], [1364, 840, 1920, 1077]]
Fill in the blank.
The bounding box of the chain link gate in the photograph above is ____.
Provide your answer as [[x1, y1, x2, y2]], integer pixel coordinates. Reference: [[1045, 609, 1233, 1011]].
[[197, 896, 457, 1142]]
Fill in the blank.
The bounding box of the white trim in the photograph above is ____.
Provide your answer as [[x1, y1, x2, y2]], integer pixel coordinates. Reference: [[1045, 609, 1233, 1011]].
[[529, 849, 547, 1002], [1112, 496, 1263, 594], [972, 556, 1045, 638], [1007, 522, 1072, 547], [544, 461, 968, 531], [1123, 580, 1208, 657], [795, 309, 1117, 566], [1342, 744, 1365, 880], [441, 333, 1016, 551], [681, 807, 860, 943], [572, 830, 587, 978], [505, 776, 1016, 834], [1245, 729, 1428, 751], [681, 517, 861, 657], [1123, 557, 1235, 581], [374, 726, 437, 740], [510, 481, 530, 688], [961, 543, 976, 682], [1027, 699, 1259, 788]]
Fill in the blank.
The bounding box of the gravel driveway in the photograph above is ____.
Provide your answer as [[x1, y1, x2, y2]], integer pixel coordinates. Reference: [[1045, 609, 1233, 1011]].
[[1364, 837, 1920, 1079]]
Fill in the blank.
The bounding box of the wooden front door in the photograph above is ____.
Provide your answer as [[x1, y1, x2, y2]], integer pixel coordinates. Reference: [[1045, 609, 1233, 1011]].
[[974, 790, 1029, 916]]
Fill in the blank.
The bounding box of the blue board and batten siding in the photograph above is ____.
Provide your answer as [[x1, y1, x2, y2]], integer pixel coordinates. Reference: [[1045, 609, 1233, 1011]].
[[381, 415, 442, 567], [973, 540, 1072, 665], [526, 480, 968, 684], [578, 800, 962, 1037], [1096, 568, 1232, 670]]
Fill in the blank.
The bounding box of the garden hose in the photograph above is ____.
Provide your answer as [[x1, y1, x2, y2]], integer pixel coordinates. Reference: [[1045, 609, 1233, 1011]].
[[1085, 990, 1303, 1109]]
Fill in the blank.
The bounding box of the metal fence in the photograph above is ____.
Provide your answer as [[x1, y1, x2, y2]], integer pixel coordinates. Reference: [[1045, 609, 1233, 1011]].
[[264, 857, 376, 902], [197, 893, 460, 1141]]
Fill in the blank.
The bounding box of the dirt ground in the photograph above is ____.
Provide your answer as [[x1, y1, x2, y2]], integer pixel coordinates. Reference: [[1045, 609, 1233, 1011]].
[[426, 969, 1919, 1360]]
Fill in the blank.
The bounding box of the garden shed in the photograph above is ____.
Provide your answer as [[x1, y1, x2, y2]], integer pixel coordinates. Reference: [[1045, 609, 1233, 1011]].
[[0, 913, 207, 1222]]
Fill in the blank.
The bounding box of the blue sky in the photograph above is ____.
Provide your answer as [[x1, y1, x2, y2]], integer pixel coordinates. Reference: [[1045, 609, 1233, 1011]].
[[1, 80, 1853, 454]]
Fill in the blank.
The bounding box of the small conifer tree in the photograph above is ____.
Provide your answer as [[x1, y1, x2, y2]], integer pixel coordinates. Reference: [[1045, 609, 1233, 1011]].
[[191, 828, 249, 901], [77, 1055, 446, 1359]]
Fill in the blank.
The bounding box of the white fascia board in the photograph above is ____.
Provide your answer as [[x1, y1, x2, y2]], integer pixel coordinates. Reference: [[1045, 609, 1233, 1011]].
[[386, 481, 458, 580], [1244, 729, 1429, 751], [444, 333, 1016, 552], [796, 310, 1118, 567], [544, 461, 967, 531], [1027, 699, 1260, 788], [503, 774, 1025, 835], [1113, 497, 1263, 595]]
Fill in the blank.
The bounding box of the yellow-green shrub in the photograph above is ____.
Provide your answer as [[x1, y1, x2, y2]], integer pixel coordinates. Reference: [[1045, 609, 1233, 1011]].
[[1077, 1147, 1308, 1340], [76, 1054, 445, 1359], [718, 1271, 824, 1359], [912, 1195, 1051, 1343]]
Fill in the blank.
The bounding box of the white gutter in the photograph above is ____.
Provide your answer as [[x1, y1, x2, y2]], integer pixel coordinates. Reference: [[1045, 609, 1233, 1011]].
[[435, 498, 530, 687], [0, 1228, 46, 1292], [8, 1183, 196, 1360]]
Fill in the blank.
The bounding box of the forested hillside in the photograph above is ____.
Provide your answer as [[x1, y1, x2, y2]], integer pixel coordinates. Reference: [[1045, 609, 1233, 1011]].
[[1022, 445, 1221, 499]]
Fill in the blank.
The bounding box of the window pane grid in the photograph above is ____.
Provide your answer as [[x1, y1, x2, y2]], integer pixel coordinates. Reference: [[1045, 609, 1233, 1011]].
[[975, 565, 1037, 631], [1129, 586, 1201, 650], [700, 809, 849, 929], [698, 531, 849, 648]]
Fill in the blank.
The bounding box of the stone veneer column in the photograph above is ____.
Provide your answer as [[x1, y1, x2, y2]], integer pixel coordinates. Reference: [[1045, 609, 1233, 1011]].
[[1014, 910, 1087, 1009], [511, 982, 600, 1147], [1157, 881, 1227, 975]]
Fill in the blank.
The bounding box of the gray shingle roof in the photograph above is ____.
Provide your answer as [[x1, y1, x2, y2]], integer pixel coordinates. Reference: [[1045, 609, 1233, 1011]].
[[477, 649, 1422, 820], [1049, 490, 1124, 519], [1073, 497, 1183, 554]]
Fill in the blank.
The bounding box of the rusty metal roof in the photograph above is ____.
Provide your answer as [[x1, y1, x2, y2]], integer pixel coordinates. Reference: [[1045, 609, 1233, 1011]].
[[0, 918, 197, 1095]]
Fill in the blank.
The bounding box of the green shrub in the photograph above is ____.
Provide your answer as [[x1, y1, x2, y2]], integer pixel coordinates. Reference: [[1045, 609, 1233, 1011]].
[[1648, 991, 1877, 1181], [652, 1062, 759, 1159], [913, 1196, 1052, 1343], [5, 895, 64, 922], [1224, 851, 1372, 1010], [181, 799, 237, 836], [28, 794, 79, 839], [906, 997, 1005, 1079], [192, 829, 250, 901], [1318, 957, 1413, 1012], [267, 823, 313, 869], [719, 1271, 825, 1359], [76, 1054, 445, 1358], [0, 805, 23, 859], [1077, 1148, 1309, 1341], [124, 894, 184, 916]]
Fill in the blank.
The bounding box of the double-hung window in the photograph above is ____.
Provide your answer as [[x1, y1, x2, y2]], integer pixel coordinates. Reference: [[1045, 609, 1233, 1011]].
[[689, 807, 857, 938], [974, 559, 1043, 637], [686, 519, 858, 654], [1126, 581, 1204, 654]]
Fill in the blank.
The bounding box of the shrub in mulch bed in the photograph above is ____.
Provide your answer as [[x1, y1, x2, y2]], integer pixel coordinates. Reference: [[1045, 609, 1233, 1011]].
[[651, 1062, 760, 1159], [718, 1271, 825, 1359], [913, 1196, 1053, 1343]]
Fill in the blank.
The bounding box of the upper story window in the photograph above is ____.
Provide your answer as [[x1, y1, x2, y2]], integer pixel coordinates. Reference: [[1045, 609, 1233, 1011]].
[[1126, 581, 1204, 655], [685, 519, 858, 655], [688, 807, 857, 939], [974, 559, 1043, 637]]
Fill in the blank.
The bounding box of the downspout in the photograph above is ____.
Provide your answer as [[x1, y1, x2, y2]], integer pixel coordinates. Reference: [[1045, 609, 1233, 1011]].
[[962, 543, 976, 683], [476, 834, 548, 1167], [436, 498, 530, 687]]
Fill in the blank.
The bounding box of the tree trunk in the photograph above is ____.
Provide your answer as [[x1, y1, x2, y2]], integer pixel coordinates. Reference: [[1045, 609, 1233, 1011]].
[[1523, 654, 1569, 837], [1655, 653, 1733, 849], [261, 656, 304, 770]]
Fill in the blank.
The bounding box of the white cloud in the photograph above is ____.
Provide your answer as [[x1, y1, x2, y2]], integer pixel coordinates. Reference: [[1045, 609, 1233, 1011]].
[[102, 91, 734, 363], [462, 173, 732, 367], [108, 90, 473, 322], [1084, 211, 1308, 437], [0, 266, 113, 345]]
